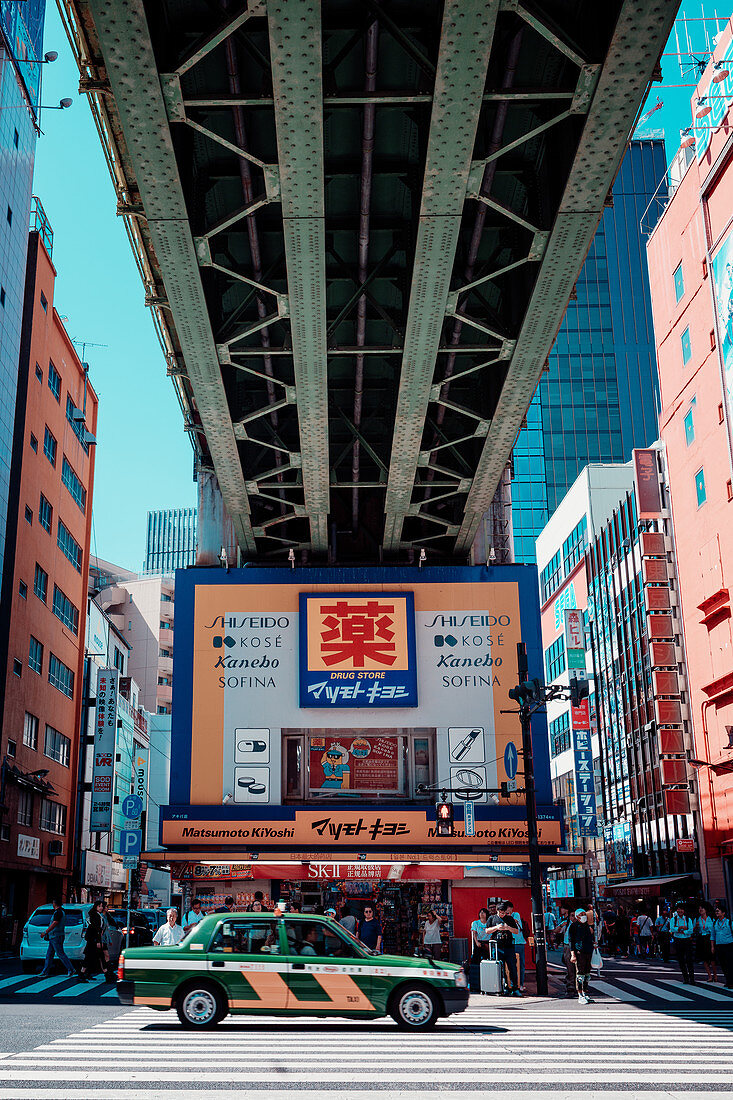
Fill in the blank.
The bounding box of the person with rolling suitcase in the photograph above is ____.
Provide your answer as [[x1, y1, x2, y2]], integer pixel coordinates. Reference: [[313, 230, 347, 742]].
[[488, 901, 521, 997]]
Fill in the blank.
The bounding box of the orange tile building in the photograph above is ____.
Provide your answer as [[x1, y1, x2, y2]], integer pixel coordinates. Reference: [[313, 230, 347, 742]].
[[0, 216, 97, 943], [647, 20, 733, 902]]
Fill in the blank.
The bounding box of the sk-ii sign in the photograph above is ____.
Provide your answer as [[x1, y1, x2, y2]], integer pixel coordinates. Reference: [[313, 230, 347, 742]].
[[299, 593, 418, 708], [573, 726, 598, 837]]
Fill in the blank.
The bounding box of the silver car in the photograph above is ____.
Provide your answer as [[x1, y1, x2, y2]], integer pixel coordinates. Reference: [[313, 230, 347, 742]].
[[20, 904, 123, 973]]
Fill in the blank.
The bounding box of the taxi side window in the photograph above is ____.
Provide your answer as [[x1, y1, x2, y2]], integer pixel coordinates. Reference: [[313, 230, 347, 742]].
[[286, 921, 361, 958], [210, 919, 283, 955]]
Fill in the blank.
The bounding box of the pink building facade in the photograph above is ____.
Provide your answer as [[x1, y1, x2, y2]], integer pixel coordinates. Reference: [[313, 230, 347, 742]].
[[647, 18, 733, 901]]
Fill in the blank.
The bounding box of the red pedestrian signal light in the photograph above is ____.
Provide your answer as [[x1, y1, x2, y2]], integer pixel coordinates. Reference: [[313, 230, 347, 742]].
[[435, 800, 454, 837]]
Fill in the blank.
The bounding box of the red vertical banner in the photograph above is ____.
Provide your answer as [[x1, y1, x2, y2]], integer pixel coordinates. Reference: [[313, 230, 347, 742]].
[[633, 449, 662, 518]]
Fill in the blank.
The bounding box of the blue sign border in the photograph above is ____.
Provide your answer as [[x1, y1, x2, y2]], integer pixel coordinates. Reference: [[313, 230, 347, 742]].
[[298, 591, 418, 708]]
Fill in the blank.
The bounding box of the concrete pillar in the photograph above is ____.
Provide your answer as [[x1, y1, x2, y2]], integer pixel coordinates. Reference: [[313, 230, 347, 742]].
[[197, 468, 238, 567]]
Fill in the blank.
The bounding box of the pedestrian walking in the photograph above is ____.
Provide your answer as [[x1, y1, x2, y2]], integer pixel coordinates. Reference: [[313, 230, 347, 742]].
[[80, 900, 106, 981], [488, 901, 521, 996], [569, 907, 595, 1004], [713, 901, 733, 988], [421, 909, 443, 958], [153, 908, 185, 947], [183, 897, 206, 934], [339, 904, 358, 935], [214, 895, 234, 913], [544, 907, 557, 949], [39, 898, 76, 977], [670, 902, 695, 984], [654, 907, 670, 961], [601, 906, 617, 956], [358, 906, 382, 953], [512, 909, 528, 992], [637, 910, 653, 957], [615, 905, 631, 957], [559, 909, 579, 997], [694, 904, 717, 983]]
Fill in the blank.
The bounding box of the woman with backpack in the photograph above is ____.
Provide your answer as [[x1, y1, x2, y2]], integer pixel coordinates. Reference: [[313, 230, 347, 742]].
[[694, 903, 717, 983], [713, 901, 733, 988]]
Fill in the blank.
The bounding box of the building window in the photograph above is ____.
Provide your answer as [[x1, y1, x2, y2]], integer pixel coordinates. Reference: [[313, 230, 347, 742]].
[[33, 563, 48, 603], [161, 593, 173, 603], [17, 790, 33, 827], [34, 363, 42, 384], [57, 519, 82, 572], [40, 798, 66, 835], [6, 205, 11, 226], [562, 516, 587, 576], [28, 636, 43, 675], [13, 128, 18, 148], [48, 360, 61, 402], [12, 659, 22, 678], [695, 467, 707, 507], [684, 406, 695, 446], [6, 739, 16, 757], [52, 585, 79, 635], [113, 646, 125, 673], [40, 291, 47, 312], [48, 654, 74, 698], [39, 494, 52, 533], [18, 580, 27, 599], [43, 426, 57, 467], [720, 402, 725, 424], [544, 636, 566, 682], [61, 457, 86, 513], [44, 725, 70, 767], [160, 647, 172, 658], [23, 712, 38, 749], [549, 711, 571, 757], [681, 327, 692, 365], [66, 395, 89, 452], [0, 287, 6, 308], [673, 263, 684, 302], [540, 550, 563, 603], [24, 505, 32, 526], [30, 432, 38, 453]]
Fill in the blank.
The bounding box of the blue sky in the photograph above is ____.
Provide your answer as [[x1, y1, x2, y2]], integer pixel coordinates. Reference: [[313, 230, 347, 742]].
[[32, 3, 196, 573], [29, 7, 727, 572]]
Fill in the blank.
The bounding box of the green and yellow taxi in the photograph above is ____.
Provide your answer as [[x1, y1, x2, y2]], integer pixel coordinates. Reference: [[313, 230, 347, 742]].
[[117, 912, 468, 1029]]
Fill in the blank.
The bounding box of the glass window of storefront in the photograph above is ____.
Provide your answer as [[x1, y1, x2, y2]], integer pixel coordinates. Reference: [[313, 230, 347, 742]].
[[282, 729, 434, 800]]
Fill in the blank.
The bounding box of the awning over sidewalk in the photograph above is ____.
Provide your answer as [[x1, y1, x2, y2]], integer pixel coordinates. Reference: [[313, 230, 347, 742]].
[[604, 873, 696, 897]]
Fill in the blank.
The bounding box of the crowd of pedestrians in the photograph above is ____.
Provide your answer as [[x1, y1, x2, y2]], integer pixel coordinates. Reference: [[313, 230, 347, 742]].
[[550, 897, 733, 999]]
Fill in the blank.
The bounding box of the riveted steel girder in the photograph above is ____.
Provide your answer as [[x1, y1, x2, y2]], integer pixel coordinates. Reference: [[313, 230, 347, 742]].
[[266, 0, 329, 553], [383, 0, 499, 552], [454, 0, 680, 553], [85, 0, 256, 553]]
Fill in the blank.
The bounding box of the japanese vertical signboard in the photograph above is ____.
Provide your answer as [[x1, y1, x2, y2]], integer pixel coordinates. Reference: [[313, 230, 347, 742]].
[[90, 667, 118, 831], [633, 449, 662, 519], [133, 746, 149, 846], [573, 721, 598, 837], [299, 593, 417, 707]]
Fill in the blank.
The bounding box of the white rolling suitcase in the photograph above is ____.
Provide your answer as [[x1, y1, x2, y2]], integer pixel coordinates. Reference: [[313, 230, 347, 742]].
[[480, 941, 502, 994]]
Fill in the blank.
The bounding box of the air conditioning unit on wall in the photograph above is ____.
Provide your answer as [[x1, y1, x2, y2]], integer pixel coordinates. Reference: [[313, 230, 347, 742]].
[[48, 840, 63, 857]]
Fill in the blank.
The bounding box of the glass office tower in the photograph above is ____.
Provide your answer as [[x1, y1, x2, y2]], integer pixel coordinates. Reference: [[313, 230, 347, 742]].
[[0, 2, 46, 574], [512, 139, 665, 564]]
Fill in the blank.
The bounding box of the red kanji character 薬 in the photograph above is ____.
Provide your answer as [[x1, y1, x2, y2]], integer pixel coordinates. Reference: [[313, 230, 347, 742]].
[[319, 600, 398, 667]]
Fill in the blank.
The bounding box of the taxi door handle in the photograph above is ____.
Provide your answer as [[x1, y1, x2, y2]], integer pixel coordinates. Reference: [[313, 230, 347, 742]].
[[211, 961, 225, 968], [292, 962, 305, 970]]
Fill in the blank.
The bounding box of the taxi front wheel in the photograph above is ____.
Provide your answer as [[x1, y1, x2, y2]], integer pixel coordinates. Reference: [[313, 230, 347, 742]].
[[176, 982, 227, 1028], [390, 984, 438, 1029]]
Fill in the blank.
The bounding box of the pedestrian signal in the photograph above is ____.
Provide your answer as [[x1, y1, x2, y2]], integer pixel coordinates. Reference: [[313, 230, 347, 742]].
[[435, 800, 454, 837], [569, 677, 590, 707]]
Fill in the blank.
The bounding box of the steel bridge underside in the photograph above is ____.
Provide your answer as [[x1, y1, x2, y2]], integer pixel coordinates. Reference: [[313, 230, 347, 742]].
[[60, 0, 678, 562]]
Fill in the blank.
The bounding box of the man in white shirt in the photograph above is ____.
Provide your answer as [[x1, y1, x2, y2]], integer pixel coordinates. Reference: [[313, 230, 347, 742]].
[[183, 898, 206, 934], [153, 908, 185, 947]]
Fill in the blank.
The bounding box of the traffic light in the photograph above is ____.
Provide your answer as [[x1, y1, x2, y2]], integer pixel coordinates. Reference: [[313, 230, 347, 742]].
[[435, 800, 454, 837], [508, 677, 543, 705], [569, 676, 590, 707], [500, 781, 510, 799]]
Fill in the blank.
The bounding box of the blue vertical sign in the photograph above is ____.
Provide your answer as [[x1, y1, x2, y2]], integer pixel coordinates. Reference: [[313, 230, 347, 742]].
[[464, 799, 475, 837], [573, 727, 598, 837]]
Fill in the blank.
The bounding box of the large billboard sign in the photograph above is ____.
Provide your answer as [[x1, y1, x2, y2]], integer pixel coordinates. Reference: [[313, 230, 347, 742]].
[[164, 566, 558, 852], [712, 226, 733, 472], [299, 592, 417, 707]]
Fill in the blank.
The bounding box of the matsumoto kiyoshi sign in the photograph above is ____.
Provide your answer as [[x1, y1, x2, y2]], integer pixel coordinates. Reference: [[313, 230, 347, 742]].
[[299, 593, 418, 707], [161, 808, 562, 847], [170, 568, 552, 817]]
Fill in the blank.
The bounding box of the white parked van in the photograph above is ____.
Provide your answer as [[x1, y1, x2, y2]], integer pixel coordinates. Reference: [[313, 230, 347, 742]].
[[20, 904, 123, 973]]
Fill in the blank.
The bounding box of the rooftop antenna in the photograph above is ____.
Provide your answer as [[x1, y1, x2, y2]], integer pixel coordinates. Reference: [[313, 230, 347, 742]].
[[72, 338, 108, 418]]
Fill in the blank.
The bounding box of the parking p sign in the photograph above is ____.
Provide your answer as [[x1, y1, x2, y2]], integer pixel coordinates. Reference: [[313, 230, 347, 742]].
[[120, 829, 142, 857]]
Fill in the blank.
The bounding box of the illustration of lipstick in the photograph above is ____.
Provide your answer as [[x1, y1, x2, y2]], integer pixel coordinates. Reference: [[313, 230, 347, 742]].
[[452, 729, 482, 761]]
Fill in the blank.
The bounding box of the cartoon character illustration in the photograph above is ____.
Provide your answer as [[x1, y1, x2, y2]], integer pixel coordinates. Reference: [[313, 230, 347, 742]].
[[320, 743, 351, 789]]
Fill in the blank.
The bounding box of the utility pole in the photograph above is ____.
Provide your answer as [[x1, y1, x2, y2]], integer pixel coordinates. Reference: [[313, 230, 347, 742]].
[[515, 642, 549, 997]]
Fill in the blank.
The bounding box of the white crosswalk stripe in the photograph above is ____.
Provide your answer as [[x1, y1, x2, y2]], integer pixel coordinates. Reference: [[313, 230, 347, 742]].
[[1, 1000, 733, 1096]]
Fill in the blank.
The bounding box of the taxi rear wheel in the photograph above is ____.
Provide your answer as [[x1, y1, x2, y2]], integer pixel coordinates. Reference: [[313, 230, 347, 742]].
[[176, 982, 227, 1028], [390, 983, 438, 1029]]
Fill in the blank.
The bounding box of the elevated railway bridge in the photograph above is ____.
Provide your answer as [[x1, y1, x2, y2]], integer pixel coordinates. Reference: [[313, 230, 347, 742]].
[[59, 0, 678, 564]]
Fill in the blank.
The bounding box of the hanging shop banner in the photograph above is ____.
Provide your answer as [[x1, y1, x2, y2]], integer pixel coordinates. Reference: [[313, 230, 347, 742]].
[[309, 735, 400, 793], [90, 667, 118, 832], [299, 593, 418, 708], [572, 727, 598, 837], [564, 608, 584, 651]]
